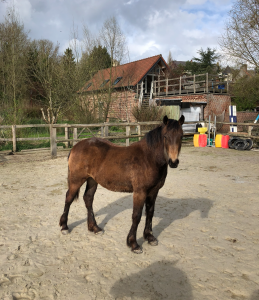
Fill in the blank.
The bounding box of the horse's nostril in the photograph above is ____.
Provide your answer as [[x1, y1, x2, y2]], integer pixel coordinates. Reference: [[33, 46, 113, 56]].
[[168, 159, 179, 168]]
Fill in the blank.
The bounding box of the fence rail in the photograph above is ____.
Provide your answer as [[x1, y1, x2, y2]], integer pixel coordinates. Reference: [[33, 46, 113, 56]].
[[153, 73, 229, 96], [1, 121, 258, 158]]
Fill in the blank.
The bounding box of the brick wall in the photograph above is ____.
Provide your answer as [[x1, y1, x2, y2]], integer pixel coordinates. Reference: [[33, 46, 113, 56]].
[[82, 91, 232, 127], [236, 111, 258, 132], [237, 111, 258, 123], [108, 91, 138, 122], [205, 94, 231, 133]]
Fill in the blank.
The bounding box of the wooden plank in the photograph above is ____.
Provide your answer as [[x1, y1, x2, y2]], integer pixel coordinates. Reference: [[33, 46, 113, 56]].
[[126, 126, 130, 146], [50, 125, 57, 158], [73, 128, 78, 146], [56, 131, 194, 143], [217, 122, 259, 126], [16, 137, 50, 141], [248, 126, 252, 136], [15, 124, 49, 128], [12, 125, 16, 152], [104, 124, 108, 137], [64, 124, 69, 148], [137, 125, 141, 141]]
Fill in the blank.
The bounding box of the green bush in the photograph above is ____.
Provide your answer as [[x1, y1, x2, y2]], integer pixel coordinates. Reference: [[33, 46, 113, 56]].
[[131, 105, 163, 122]]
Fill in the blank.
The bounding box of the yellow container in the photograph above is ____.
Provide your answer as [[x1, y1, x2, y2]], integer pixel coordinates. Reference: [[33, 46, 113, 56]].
[[215, 134, 222, 148], [193, 134, 199, 147], [198, 127, 207, 134]]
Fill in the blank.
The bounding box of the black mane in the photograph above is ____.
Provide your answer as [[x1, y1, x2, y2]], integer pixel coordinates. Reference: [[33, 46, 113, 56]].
[[145, 119, 180, 148]]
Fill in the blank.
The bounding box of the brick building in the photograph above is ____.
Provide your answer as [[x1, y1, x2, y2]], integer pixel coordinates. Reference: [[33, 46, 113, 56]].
[[79, 54, 169, 122], [79, 54, 239, 132]]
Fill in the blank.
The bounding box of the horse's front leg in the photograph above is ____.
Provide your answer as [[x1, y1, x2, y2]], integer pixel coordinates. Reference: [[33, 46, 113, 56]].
[[127, 191, 146, 254], [143, 191, 158, 246]]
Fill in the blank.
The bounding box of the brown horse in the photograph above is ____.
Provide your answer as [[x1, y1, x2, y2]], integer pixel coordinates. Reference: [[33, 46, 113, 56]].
[[59, 115, 185, 253]]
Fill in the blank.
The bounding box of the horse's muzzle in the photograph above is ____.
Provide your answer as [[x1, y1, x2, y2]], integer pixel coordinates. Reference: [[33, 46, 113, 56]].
[[169, 158, 179, 168]]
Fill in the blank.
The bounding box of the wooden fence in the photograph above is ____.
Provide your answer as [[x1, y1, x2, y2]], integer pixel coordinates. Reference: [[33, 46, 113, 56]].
[[153, 73, 229, 96], [0, 121, 258, 158]]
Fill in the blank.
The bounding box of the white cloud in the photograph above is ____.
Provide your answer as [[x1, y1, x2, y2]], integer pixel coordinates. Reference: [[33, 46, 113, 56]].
[[186, 0, 206, 4], [0, 0, 234, 62]]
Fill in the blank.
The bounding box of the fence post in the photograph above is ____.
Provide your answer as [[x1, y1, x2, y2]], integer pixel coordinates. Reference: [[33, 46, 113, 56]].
[[193, 74, 196, 93], [101, 126, 104, 137], [50, 124, 57, 158], [65, 123, 69, 148], [248, 126, 252, 136], [12, 125, 16, 152], [179, 77, 182, 95], [104, 124, 108, 137], [137, 124, 141, 141], [166, 78, 168, 96], [73, 127, 78, 146], [126, 125, 130, 146]]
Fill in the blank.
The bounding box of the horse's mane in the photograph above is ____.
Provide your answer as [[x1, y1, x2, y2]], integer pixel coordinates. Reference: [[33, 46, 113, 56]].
[[145, 119, 180, 148]]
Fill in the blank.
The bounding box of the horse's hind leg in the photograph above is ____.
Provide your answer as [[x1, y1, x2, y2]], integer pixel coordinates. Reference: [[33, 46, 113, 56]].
[[83, 177, 102, 234], [59, 181, 83, 233], [143, 191, 158, 246]]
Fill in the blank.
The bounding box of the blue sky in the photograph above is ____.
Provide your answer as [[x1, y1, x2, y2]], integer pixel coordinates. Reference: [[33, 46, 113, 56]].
[[0, 0, 234, 64]]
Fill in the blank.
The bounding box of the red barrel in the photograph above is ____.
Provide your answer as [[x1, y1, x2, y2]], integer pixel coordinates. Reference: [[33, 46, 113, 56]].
[[222, 135, 230, 149], [198, 134, 207, 147]]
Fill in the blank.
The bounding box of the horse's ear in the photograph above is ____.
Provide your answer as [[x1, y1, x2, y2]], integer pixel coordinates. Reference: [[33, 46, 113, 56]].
[[179, 115, 185, 125], [163, 115, 169, 125]]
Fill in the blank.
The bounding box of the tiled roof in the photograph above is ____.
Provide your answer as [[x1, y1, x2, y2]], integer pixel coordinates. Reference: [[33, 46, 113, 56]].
[[80, 54, 168, 92]]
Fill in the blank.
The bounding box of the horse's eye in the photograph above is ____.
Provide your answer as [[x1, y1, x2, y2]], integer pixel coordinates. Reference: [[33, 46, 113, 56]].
[[164, 135, 167, 139]]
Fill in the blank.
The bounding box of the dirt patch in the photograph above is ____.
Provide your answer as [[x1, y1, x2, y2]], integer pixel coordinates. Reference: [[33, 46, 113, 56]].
[[0, 147, 259, 299]]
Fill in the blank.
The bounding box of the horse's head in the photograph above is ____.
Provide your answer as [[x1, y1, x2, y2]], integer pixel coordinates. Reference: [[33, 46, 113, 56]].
[[162, 115, 185, 168]]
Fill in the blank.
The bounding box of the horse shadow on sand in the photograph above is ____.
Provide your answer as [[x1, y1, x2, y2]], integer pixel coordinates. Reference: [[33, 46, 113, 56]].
[[250, 290, 259, 300], [69, 194, 213, 245], [110, 260, 193, 300]]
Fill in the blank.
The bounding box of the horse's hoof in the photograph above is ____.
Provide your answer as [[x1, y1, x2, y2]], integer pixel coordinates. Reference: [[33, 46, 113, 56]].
[[95, 230, 104, 235], [149, 239, 158, 246], [132, 247, 143, 254], [61, 230, 69, 235]]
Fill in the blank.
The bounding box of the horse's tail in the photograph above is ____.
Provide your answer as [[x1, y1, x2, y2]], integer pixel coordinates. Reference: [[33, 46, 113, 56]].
[[67, 151, 80, 201]]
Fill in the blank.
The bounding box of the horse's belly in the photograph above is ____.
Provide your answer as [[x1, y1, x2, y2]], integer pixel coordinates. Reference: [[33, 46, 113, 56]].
[[99, 179, 133, 193]]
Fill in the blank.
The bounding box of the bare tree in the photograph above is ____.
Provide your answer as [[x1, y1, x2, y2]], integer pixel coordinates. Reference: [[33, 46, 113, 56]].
[[75, 17, 128, 122], [0, 7, 29, 124], [99, 16, 126, 66], [219, 0, 259, 68], [99, 17, 127, 121], [27, 40, 77, 124], [167, 51, 173, 65]]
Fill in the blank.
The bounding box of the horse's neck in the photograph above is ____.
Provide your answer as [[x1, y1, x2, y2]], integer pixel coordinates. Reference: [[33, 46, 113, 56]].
[[142, 138, 167, 167]]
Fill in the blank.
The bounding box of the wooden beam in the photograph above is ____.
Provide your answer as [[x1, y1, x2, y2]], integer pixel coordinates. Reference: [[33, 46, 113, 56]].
[[12, 125, 16, 152]]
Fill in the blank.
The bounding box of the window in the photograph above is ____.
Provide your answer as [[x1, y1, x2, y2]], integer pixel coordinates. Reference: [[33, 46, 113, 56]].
[[84, 83, 92, 90], [113, 77, 122, 85], [100, 79, 110, 87]]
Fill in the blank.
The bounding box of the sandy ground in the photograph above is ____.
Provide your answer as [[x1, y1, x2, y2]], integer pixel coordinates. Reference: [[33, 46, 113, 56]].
[[0, 146, 259, 300]]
